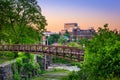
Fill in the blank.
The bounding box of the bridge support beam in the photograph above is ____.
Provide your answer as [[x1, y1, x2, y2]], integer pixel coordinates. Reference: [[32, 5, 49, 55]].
[[44, 53, 53, 70], [47, 54, 52, 66], [44, 53, 48, 70], [36, 54, 50, 70]]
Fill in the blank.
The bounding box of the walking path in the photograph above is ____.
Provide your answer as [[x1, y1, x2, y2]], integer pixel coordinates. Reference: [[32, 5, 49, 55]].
[[32, 63, 80, 80], [47, 63, 80, 71]]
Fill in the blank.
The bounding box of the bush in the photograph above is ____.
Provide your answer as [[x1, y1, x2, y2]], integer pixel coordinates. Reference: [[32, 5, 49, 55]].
[[61, 71, 79, 80], [12, 53, 42, 79], [66, 42, 82, 49], [64, 24, 120, 80], [13, 73, 21, 80], [79, 24, 120, 80], [52, 57, 70, 64]]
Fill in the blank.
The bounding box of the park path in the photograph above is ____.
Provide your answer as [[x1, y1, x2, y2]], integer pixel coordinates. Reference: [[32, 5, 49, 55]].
[[32, 63, 80, 80]]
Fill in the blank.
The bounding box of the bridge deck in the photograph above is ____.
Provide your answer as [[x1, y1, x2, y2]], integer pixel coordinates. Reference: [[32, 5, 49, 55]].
[[0, 44, 84, 62]]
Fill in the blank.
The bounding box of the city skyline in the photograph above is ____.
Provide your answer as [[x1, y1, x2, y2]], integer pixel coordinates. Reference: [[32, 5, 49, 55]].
[[37, 0, 120, 32]]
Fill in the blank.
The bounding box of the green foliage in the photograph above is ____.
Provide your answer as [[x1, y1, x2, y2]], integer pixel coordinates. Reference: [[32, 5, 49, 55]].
[[58, 36, 67, 44], [48, 34, 60, 45], [18, 52, 25, 57], [38, 69, 43, 74], [0, 52, 15, 57], [0, 52, 15, 64], [0, 0, 47, 44], [78, 38, 89, 45], [11, 53, 42, 80], [66, 42, 82, 49], [61, 71, 79, 80], [0, 0, 45, 79], [0, 0, 47, 30], [70, 62, 81, 68], [64, 24, 120, 80], [12, 62, 21, 80], [37, 54, 44, 58], [13, 73, 21, 80], [0, 56, 14, 64], [80, 24, 120, 80], [0, 0, 47, 58], [52, 57, 70, 64], [1, 24, 41, 44], [64, 30, 70, 38], [48, 35, 54, 45]]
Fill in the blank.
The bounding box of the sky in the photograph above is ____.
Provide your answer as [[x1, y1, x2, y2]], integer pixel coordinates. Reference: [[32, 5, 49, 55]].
[[37, 0, 120, 32]]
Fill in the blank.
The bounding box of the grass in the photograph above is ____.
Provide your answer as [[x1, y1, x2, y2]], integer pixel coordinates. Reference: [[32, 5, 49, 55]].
[[31, 69, 70, 80], [0, 56, 14, 64]]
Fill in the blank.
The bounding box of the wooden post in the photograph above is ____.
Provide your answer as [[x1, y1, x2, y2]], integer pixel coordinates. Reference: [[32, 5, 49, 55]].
[[70, 49, 73, 60], [77, 54, 80, 62], [63, 48, 65, 57]]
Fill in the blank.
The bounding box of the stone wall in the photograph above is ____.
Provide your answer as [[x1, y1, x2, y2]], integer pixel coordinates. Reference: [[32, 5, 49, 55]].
[[37, 54, 52, 70], [0, 61, 15, 80], [0, 55, 52, 80]]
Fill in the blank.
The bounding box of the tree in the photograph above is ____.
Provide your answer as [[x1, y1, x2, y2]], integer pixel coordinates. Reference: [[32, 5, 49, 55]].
[[79, 24, 120, 80], [73, 35, 77, 42], [0, 1, 46, 78], [58, 36, 67, 44], [64, 24, 120, 80], [78, 38, 89, 48], [47, 34, 60, 45], [0, 0, 47, 44], [78, 38, 88, 45], [64, 30, 70, 38], [51, 34, 60, 42], [0, 0, 47, 58], [47, 36, 54, 45]]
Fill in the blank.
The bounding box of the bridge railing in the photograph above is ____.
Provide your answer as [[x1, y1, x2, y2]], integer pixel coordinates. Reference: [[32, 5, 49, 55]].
[[0, 44, 84, 62]]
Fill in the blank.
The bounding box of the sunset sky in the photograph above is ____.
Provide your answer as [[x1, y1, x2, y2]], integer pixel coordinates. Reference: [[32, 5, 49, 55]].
[[37, 0, 120, 32]]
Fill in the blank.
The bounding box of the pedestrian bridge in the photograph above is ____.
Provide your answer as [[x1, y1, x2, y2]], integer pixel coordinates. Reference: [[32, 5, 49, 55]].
[[0, 44, 84, 62]]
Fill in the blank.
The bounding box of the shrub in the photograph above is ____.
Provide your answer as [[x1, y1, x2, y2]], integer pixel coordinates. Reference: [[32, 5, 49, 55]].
[[79, 24, 120, 80]]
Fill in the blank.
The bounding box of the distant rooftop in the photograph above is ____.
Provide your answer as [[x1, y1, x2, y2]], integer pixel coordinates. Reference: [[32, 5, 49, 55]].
[[64, 23, 78, 26]]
